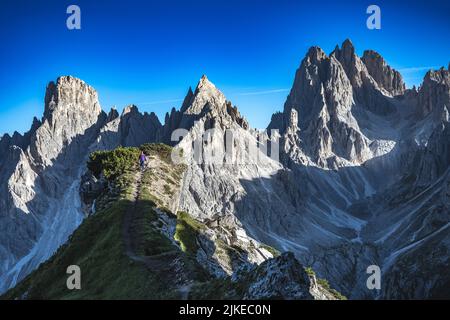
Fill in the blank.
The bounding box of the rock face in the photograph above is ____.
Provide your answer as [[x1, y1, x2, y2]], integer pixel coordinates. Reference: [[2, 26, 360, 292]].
[[277, 40, 396, 168], [0, 76, 104, 292], [165, 76, 279, 277], [242, 252, 313, 300], [1, 40, 449, 300], [175, 76, 281, 220], [30, 76, 103, 168], [332, 39, 397, 116], [162, 76, 249, 144], [237, 252, 339, 300], [91, 105, 162, 151], [417, 67, 450, 117], [362, 50, 406, 96]]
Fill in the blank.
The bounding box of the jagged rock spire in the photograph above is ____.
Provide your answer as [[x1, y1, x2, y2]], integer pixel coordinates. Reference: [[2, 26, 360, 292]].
[[31, 76, 103, 167], [418, 67, 450, 117], [122, 104, 140, 115], [162, 75, 248, 142], [106, 107, 119, 122], [362, 50, 405, 96], [43, 76, 101, 121], [180, 87, 194, 113], [273, 39, 414, 167], [183, 74, 227, 115]]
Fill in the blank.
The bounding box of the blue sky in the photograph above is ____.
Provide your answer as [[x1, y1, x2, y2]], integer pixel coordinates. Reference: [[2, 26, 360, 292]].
[[0, 0, 449, 135]]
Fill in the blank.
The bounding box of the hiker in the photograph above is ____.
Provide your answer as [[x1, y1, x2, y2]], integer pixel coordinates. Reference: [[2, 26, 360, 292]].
[[139, 151, 147, 170]]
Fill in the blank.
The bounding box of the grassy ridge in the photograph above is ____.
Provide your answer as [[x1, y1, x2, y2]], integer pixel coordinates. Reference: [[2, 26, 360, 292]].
[[3, 199, 178, 299]]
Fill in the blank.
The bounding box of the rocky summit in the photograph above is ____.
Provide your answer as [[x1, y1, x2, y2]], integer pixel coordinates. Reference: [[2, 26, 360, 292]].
[[0, 40, 449, 299]]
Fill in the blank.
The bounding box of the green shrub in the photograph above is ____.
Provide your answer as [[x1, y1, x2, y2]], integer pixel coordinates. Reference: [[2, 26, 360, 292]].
[[317, 278, 331, 290], [88, 147, 140, 179], [305, 266, 315, 276], [330, 288, 347, 300], [140, 143, 173, 163], [317, 277, 347, 300]]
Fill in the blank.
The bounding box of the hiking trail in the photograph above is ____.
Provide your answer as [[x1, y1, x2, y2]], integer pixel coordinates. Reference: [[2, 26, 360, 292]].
[[122, 164, 192, 299]]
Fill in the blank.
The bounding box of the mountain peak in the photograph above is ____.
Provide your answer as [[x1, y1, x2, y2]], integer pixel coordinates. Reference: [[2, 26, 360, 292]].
[[44, 75, 101, 121], [195, 74, 216, 92], [106, 107, 120, 122], [180, 87, 194, 113], [342, 38, 354, 50], [331, 39, 356, 64], [362, 50, 406, 96], [183, 75, 226, 115], [306, 46, 327, 63], [418, 67, 450, 116], [122, 104, 139, 115]]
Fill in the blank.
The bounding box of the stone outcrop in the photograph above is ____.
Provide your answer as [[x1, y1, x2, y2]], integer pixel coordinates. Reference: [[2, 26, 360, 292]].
[[236, 252, 339, 300], [242, 252, 313, 300], [362, 50, 406, 96], [417, 67, 450, 117]]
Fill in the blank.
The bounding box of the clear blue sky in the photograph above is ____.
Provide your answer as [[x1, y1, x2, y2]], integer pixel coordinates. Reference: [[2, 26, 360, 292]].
[[0, 0, 449, 135]]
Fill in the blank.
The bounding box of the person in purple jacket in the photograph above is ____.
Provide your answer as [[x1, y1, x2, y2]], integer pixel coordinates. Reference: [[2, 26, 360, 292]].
[[139, 151, 147, 170]]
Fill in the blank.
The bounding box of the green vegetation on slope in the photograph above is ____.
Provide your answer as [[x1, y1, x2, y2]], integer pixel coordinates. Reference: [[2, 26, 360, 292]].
[[307, 267, 347, 300], [174, 211, 205, 255], [139, 143, 174, 164], [305, 266, 315, 277], [88, 147, 140, 180], [133, 168, 174, 256], [316, 278, 347, 300], [87, 143, 178, 180], [3, 198, 179, 299], [260, 244, 281, 257]]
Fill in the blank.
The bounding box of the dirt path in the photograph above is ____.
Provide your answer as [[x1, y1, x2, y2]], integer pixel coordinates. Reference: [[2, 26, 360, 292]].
[[122, 166, 192, 299], [122, 170, 142, 260]]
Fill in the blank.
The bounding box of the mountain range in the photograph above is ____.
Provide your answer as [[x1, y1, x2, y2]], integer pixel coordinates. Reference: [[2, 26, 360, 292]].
[[0, 39, 449, 299]]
